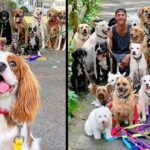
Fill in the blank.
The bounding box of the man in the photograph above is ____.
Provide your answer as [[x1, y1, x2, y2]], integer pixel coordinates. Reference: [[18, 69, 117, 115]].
[[107, 8, 131, 75]]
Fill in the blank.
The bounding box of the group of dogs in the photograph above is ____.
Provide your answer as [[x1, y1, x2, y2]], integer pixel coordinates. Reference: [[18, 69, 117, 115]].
[[0, 7, 66, 56], [70, 6, 150, 140]]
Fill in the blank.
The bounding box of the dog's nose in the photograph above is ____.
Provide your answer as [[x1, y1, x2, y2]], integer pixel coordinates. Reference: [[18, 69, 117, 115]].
[[102, 121, 105, 124], [132, 51, 136, 55], [119, 87, 123, 91], [0, 62, 7, 72], [130, 34, 133, 36]]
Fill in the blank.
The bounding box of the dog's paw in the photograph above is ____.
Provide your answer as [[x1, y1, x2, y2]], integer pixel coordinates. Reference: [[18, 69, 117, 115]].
[[85, 130, 93, 136]]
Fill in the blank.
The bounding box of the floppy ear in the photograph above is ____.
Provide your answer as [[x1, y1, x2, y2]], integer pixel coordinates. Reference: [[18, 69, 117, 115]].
[[88, 83, 98, 94], [137, 8, 144, 18], [71, 51, 77, 59], [10, 57, 40, 123], [106, 84, 114, 94]]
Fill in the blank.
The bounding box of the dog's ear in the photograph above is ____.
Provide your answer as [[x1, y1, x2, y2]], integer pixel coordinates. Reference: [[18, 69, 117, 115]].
[[83, 50, 87, 57], [137, 8, 144, 18], [106, 84, 114, 94], [88, 83, 97, 94], [71, 51, 77, 59]]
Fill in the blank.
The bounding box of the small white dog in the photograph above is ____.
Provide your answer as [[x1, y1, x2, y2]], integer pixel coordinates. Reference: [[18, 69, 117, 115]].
[[82, 20, 109, 80], [107, 72, 122, 86], [129, 43, 147, 86], [32, 7, 46, 49], [138, 75, 150, 122], [73, 24, 90, 51], [84, 106, 112, 140], [127, 14, 140, 26]]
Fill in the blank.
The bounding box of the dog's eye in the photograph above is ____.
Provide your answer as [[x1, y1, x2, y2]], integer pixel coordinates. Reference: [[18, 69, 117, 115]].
[[144, 80, 146, 82], [9, 61, 17, 67], [99, 116, 101, 118], [123, 83, 127, 86], [117, 83, 120, 86], [145, 10, 148, 13], [103, 89, 106, 92], [104, 115, 107, 118]]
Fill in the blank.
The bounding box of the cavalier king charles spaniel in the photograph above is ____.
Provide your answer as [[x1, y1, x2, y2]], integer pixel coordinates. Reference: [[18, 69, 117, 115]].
[[0, 51, 40, 149]]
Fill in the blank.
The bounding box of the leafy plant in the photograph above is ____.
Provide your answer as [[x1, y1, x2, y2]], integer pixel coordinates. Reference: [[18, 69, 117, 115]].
[[68, 89, 78, 117]]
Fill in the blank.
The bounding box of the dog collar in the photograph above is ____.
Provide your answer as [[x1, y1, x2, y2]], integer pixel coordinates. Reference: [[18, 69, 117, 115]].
[[145, 91, 150, 98], [96, 33, 107, 39], [0, 107, 9, 115], [133, 54, 142, 62]]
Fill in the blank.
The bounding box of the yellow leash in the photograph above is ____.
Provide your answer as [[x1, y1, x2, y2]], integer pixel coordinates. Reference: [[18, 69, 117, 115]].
[[14, 137, 24, 150]]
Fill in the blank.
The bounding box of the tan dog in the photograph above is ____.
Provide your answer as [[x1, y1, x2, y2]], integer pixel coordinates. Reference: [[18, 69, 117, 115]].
[[130, 26, 150, 71], [112, 76, 135, 126], [138, 6, 150, 29], [56, 10, 66, 51], [73, 24, 90, 51], [47, 8, 60, 50], [12, 9, 28, 46], [89, 84, 113, 107]]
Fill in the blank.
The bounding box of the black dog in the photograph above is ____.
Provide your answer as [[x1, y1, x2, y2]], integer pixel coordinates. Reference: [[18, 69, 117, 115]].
[[70, 48, 88, 93], [0, 11, 12, 45], [108, 17, 117, 27], [25, 26, 40, 55], [95, 41, 110, 83]]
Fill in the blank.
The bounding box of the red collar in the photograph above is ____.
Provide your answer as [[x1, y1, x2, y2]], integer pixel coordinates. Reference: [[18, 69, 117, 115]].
[[0, 108, 9, 115]]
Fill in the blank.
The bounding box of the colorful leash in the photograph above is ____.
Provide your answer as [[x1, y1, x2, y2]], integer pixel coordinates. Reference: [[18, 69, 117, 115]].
[[105, 124, 150, 150]]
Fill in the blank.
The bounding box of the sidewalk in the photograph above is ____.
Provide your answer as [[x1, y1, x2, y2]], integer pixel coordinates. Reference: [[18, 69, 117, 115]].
[[69, 1, 150, 150]]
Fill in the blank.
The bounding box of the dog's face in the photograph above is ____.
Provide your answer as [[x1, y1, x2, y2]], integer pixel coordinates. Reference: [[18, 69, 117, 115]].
[[0, 11, 9, 22], [28, 26, 37, 37], [141, 75, 150, 92], [130, 43, 142, 58], [127, 15, 140, 26], [89, 84, 111, 105], [33, 7, 43, 19], [130, 26, 145, 41], [12, 33, 19, 43], [72, 48, 87, 64], [58, 10, 66, 23], [78, 24, 89, 37], [107, 72, 121, 86], [47, 9, 58, 20], [95, 41, 108, 58], [95, 107, 112, 128], [138, 6, 150, 25], [115, 76, 132, 98], [95, 21, 109, 38], [13, 9, 24, 23], [0, 37, 7, 46]]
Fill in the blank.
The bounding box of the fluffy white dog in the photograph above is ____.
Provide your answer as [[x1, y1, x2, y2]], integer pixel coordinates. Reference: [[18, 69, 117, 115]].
[[127, 14, 140, 26], [84, 106, 112, 140], [138, 75, 150, 122], [129, 43, 147, 86], [82, 20, 109, 80]]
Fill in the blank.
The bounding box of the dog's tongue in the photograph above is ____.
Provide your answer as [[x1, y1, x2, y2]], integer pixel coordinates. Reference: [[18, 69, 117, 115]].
[[0, 81, 9, 93], [15, 17, 20, 23]]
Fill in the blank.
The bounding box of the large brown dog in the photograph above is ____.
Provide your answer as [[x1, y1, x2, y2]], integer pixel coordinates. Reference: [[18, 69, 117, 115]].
[[138, 6, 150, 29], [46, 8, 60, 50], [112, 76, 135, 126], [12, 9, 28, 46]]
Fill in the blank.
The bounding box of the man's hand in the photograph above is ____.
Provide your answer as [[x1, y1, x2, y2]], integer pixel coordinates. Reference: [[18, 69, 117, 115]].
[[107, 29, 113, 39], [119, 54, 131, 69]]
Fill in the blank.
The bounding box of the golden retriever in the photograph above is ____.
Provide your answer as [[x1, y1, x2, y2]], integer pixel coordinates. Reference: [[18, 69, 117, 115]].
[[112, 76, 135, 126], [138, 6, 150, 29]]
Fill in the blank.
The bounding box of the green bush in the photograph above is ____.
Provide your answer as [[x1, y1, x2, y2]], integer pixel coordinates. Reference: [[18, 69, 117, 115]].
[[8, 0, 17, 10], [20, 6, 29, 14]]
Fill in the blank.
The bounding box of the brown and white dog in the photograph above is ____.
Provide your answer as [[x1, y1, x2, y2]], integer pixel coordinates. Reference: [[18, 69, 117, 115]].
[[32, 7, 46, 49], [12, 9, 28, 46], [0, 52, 40, 149], [72, 24, 90, 51], [56, 10, 66, 51], [46, 8, 60, 50], [89, 83, 113, 107], [0, 37, 7, 51], [112, 76, 135, 126]]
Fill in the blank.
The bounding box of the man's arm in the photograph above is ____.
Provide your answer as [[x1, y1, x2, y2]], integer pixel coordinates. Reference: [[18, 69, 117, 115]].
[[107, 29, 113, 51]]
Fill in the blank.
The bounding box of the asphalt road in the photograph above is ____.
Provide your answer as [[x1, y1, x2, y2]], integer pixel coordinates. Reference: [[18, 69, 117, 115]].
[[29, 50, 66, 150]]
